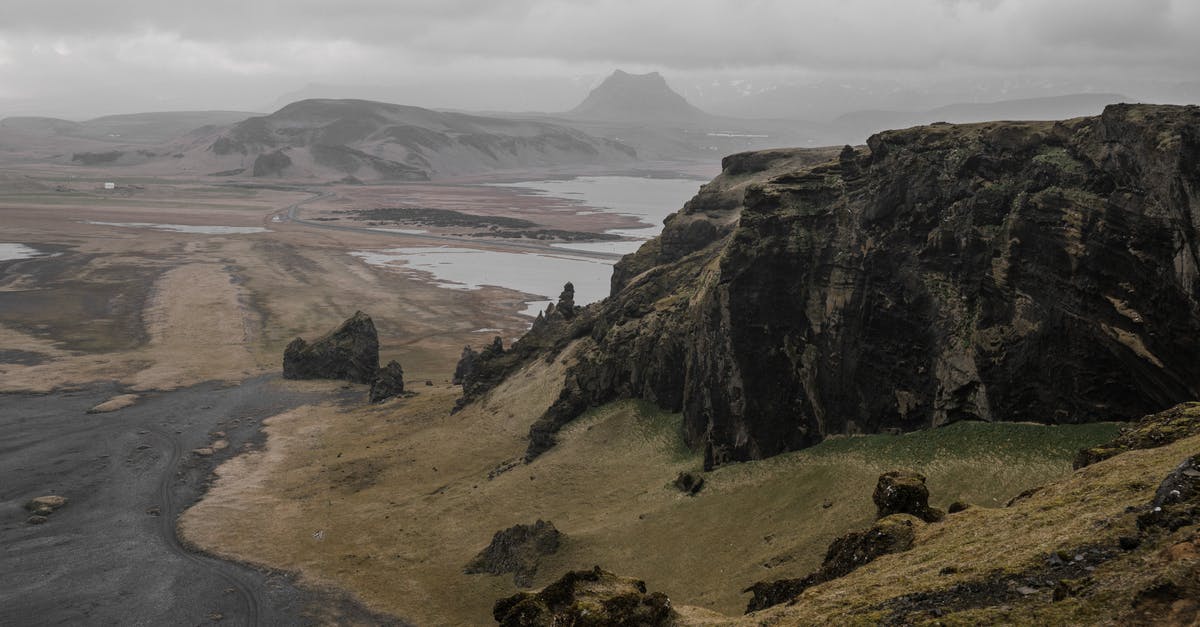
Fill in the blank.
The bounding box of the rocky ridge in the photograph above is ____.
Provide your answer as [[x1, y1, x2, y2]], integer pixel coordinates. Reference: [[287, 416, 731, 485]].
[[458, 104, 1200, 465]]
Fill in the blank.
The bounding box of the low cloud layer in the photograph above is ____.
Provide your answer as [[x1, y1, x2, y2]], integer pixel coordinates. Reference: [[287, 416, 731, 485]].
[[1, 0, 1196, 118]]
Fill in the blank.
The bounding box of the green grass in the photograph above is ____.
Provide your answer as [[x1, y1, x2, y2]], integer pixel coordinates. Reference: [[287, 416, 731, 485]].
[[803, 420, 1121, 466]]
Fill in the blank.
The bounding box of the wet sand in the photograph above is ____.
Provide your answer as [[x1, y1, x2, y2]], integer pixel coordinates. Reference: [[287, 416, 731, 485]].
[[0, 376, 405, 626]]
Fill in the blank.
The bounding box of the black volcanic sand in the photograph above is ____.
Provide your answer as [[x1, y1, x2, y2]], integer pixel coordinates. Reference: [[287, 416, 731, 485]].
[[0, 375, 406, 626]]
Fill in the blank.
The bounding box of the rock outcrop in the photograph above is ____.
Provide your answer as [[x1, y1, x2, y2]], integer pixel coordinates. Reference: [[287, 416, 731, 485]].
[[873, 470, 945, 522], [457, 104, 1200, 464], [369, 360, 404, 403], [452, 346, 478, 386], [744, 513, 921, 613], [283, 311, 379, 384], [492, 566, 676, 627], [465, 520, 562, 588], [1075, 401, 1200, 468]]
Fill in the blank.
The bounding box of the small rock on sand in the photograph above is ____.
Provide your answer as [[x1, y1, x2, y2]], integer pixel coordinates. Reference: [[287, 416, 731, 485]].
[[86, 394, 139, 414], [24, 495, 68, 516], [192, 447, 215, 457], [211, 439, 229, 451]]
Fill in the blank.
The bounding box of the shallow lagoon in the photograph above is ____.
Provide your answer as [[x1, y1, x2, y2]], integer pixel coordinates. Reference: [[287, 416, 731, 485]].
[[358, 176, 703, 317], [494, 175, 703, 252], [353, 246, 612, 316]]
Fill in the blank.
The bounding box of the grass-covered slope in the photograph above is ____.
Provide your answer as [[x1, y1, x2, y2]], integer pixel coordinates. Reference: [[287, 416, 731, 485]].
[[733, 404, 1200, 626], [181, 360, 1119, 624]]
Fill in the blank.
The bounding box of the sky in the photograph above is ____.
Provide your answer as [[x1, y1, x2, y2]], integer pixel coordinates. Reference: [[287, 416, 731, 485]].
[[0, 0, 1197, 119]]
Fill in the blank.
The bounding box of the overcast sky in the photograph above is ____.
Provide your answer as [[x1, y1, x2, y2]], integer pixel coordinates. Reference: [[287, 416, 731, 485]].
[[1, 0, 1197, 119]]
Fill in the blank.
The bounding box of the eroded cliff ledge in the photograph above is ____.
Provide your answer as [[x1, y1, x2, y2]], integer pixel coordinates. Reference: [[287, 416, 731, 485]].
[[460, 104, 1200, 465]]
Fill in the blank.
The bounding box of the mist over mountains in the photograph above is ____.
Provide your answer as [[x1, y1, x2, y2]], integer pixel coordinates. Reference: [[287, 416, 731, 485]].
[[0, 69, 1182, 180]]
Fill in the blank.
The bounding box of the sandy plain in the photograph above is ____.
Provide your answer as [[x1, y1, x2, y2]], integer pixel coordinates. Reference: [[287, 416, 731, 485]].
[[0, 164, 667, 624]]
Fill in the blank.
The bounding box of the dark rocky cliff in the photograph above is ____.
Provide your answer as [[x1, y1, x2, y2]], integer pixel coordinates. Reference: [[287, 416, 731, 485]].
[[459, 104, 1200, 465]]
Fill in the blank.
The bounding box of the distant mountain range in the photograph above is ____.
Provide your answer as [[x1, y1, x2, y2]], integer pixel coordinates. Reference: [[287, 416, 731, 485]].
[[200, 98, 637, 180], [0, 70, 1169, 180]]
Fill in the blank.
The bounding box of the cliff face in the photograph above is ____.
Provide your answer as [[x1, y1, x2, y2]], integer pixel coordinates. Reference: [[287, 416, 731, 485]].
[[462, 104, 1200, 465]]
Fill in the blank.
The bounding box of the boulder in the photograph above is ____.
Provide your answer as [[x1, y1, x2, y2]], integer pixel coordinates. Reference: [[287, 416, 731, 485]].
[[673, 472, 705, 496], [282, 311, 379, 384], [493, 566, 676, 627], [465, 520, 562, 588], [369, 360, 405, 403], [874, 470, 944, 522]]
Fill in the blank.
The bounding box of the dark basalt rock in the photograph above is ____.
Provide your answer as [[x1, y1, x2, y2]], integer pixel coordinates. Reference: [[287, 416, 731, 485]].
[[744, 514, 920, 613], [673, 472, 705, 496], [465, 519, 562, 588], [460, 105, 1200, 464], [493, 566, 676, 627], [874, 470, 945, 523], [1138, 454, 1200, 534], [557, 282, 577, 320], [282, 311, 379, 384], [452, 346, 478, 386], [369, 360, 404, 403]]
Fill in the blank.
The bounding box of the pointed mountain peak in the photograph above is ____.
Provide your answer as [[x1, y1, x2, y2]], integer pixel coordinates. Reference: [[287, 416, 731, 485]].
[[568, 70, 709, 123]]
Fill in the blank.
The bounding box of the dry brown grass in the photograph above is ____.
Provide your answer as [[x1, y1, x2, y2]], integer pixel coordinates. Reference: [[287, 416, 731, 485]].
[[181, 362, 1118, 625]]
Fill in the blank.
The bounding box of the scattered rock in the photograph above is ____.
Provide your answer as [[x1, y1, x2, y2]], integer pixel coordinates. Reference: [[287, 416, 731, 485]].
[[26, 515, 49, 525], [465, 520, 562, 587], [24, 495, 67, 516], [493, 566, 676, 627], [369, 360, 405, 403], [86, 394, 139, 414], [948, 501, 971, 514], [673, 471, 705, 496], [211, 440, 229, 451], [873, 470, 945, 522], [282, 311, 379, 384], [192, 447, 214, 457]]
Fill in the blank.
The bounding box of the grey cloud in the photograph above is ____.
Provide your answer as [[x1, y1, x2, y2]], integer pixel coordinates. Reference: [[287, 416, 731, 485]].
[[0, 0, 1196, 118]]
